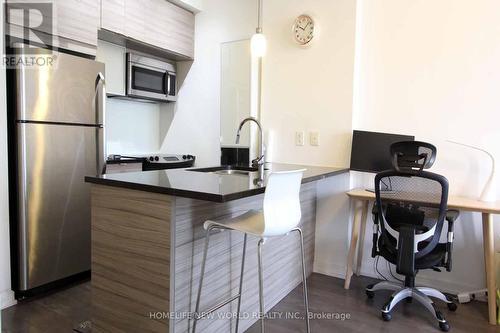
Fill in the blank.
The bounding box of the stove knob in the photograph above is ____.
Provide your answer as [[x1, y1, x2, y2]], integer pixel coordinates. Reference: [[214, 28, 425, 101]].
[[182, 155, 187, 160], [149, 156, 154, 162], [154, 156, 159, 161]]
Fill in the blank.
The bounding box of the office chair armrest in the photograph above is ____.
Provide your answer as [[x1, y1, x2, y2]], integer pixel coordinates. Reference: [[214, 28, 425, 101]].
[[396, 225, 416, 276], [444, 209, 459, 271]]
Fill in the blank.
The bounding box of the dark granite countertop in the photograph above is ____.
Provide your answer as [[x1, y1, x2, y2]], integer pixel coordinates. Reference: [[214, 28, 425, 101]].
[[85, 163, 349, 202]]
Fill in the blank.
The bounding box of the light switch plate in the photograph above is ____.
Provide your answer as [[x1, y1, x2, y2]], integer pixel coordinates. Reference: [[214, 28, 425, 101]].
[[310, 131, 320, 146], [295, 131, 305, 146]]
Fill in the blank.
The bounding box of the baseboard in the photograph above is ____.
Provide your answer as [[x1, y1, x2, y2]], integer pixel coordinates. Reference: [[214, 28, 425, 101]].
[[313, 262, 482, 295], [1, 289, 16, 309]]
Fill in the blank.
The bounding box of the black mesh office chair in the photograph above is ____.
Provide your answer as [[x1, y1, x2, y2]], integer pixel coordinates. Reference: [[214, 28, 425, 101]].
[[365, 141, 459, 332]]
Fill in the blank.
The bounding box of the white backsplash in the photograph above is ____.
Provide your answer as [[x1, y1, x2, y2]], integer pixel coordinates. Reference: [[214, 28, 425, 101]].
[[106, 98, 161, 155]]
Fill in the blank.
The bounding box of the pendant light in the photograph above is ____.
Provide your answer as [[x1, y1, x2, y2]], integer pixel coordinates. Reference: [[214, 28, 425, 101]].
[[251, 0, 266, 57]]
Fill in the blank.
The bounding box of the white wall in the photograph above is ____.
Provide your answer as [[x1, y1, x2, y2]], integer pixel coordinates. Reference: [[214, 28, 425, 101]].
[[160, 0, 257, 165], [261, 0, 357, 167], [0, 3, 16, 312], [348, 0, 500, 293], [106, 98, 163, 155]]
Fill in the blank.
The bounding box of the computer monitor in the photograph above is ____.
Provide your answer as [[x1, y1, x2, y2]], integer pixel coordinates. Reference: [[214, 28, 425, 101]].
[[350, 130, 415, 173]]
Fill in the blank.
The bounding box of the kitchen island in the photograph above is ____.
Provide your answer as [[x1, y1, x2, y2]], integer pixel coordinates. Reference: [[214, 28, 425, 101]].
[[85, 163, 348, 333]]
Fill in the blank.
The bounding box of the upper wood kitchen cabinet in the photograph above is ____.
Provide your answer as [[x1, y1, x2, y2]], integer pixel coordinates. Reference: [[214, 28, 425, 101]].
[[143, 0, 195, 58], [55, 0, 99, 47], [100, 0, 126, 35], [6, 0, 99, 54], [100, 0, 195, 59], [122, 0, 148, 46]]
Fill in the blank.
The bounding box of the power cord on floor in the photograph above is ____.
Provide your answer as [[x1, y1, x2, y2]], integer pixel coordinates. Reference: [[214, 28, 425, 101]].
[[387, 260, 404, 283], [374, 255, 389, 281], [373, 255, 404, 284]]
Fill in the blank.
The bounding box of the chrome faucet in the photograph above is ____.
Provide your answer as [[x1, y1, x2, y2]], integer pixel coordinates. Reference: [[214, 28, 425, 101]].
[[236, 117, 265, 179]]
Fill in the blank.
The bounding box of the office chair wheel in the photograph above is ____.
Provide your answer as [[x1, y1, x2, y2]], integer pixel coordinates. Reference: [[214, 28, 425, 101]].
[[446, 302, 457, 312], [366, 290, 375, 299], [381, 312, 392, 321], [438, 321, 450, 332]]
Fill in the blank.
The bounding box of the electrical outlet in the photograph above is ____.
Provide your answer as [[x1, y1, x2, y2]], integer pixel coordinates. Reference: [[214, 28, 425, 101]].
[[295, 131, 305, 146], [310, 131, 320, 146]]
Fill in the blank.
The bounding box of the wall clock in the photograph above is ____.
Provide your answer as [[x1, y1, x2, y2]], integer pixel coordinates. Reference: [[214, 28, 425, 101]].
[[292, 14, 315, 45]]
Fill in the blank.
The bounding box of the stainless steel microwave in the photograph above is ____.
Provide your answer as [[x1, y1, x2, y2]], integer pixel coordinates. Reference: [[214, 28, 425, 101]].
[[126, 52, 177, 102]]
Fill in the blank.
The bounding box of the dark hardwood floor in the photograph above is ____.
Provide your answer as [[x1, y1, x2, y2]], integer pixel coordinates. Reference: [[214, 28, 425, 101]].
[[1, 274, 496, 333], [247, 274, 497, 333], [1, 281, 90, 333]]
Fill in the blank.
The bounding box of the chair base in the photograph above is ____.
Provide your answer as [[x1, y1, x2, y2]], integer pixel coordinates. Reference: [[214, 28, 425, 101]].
[[366, 281, 457, 332]]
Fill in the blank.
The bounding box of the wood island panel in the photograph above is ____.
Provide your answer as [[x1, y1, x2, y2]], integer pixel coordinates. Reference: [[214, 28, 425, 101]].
[[91, 184, 172, 333]]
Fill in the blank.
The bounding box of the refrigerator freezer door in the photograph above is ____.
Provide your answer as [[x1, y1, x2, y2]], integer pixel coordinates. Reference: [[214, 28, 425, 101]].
[[15, 48, 105, 124], [17, 123, 99, 290]]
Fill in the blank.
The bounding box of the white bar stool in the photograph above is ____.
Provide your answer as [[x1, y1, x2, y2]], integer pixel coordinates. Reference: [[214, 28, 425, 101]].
[[192, 169, 311, 333]]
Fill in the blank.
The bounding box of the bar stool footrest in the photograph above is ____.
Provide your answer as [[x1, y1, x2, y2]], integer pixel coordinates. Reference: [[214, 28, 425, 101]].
[[194, 294, 241, 320]]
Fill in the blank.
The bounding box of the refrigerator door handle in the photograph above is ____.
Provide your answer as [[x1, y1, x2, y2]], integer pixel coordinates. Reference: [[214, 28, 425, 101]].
[[95, 73, 106, 175]]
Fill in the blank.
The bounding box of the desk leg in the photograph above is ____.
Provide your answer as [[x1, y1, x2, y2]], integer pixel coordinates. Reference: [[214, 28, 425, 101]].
[[355, 201, 369, 276], [482, 213, 496, 325], [345, 200, 362, 289]]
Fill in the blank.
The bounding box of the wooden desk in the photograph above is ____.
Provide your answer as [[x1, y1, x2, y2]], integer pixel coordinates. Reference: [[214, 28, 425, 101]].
[[345, 188, 499, 325]]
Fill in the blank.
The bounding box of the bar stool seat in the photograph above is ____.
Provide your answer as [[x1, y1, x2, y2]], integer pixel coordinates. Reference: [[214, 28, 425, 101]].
[[192, 169, 311, 333], [204, 210, 266, 236]]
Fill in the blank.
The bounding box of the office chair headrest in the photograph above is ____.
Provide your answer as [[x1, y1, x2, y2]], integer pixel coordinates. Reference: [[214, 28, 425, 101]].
[[390, 141, 437, 172]]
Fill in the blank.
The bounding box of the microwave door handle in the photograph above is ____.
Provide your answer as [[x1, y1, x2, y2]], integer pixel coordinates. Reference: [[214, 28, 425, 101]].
[[169, 73, 176, 96], [165, 72, 171, 96]]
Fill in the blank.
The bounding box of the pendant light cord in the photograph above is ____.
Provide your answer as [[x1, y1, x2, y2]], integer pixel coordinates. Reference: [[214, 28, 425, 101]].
[[257, 0, 263, 33]]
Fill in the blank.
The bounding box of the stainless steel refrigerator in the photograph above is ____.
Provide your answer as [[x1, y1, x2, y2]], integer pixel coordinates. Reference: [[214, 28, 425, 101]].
[[8, 46, 106, 296]]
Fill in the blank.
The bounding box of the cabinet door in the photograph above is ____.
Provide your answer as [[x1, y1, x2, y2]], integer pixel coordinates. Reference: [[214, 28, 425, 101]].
[[123, 0, 148, 43], [146, 0, 194, 58], [101, 0, 126, 35], [55, 0, 99, 46], [95, 40, 126, 96]]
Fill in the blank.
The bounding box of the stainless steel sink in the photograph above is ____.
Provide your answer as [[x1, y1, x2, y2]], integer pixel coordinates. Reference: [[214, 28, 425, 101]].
[[188, 165, 260, 176]]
